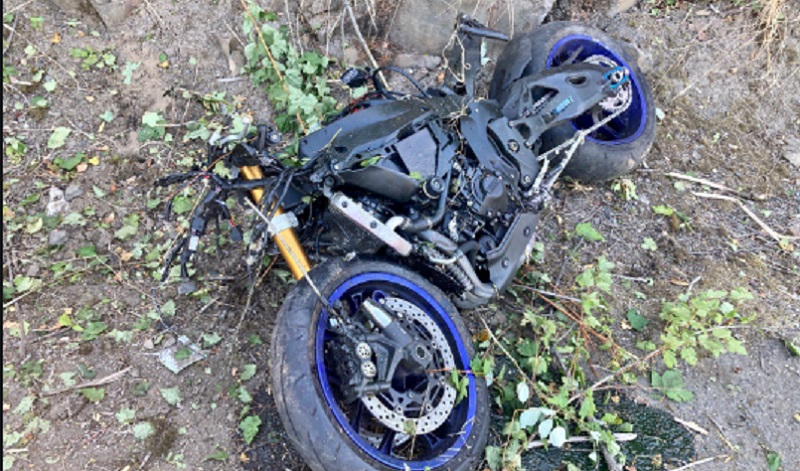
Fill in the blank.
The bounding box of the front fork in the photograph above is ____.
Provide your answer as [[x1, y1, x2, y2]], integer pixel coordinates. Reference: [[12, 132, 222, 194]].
[[239, 165, 311, 280]]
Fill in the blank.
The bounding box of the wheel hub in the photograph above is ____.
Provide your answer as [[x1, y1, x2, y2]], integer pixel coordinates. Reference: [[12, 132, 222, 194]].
[[360, 297, 457, 435]]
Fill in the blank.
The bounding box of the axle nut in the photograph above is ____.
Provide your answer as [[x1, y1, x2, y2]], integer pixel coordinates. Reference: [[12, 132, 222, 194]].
[[356, 342, 372, 359], [361, 361, 377, 378]]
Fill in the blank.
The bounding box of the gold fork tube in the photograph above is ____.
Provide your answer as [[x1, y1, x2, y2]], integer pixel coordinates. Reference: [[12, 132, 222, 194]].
[[239, 165, 311, 280]]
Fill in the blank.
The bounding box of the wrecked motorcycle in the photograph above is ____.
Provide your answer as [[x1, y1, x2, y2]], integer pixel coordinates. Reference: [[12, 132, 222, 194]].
[[157, 15, 655, 471]]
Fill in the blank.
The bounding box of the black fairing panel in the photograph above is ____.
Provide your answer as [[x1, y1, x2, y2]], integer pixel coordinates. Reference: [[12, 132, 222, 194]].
[[301, 98, 461, 202], [298, 99, 428, 161]]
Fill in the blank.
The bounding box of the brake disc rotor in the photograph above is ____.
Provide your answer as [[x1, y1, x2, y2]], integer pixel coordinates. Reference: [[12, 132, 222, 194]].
[[361, 297, 458, 435], [585, 54, 631, 114]]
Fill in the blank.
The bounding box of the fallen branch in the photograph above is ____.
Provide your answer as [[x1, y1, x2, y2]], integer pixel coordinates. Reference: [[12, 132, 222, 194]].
[[668, 455, 728, 471], [41, 367, 131, 397], [526, 433, 637, 450], [674, 417, 710, 435], [693, 192, 799, 242], [568, 347, 664, 406], [601, 444, 624, 471], [666, 172, 768, 200], [511, 284, 582, 303], [344, 0, 388, 90]]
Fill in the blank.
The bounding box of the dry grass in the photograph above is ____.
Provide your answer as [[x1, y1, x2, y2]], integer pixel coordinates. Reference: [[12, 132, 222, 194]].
[[758, 0, 791, 66]]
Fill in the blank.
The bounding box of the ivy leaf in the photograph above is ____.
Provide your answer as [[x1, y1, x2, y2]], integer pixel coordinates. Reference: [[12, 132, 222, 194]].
[[626, 309, 649, 331], [202, 332, 222, 347], [538, 418, 554, 439], [160, 386, 181, 406], [549, 426, 567, 447], [174, 347, 192, 360], [80, 387, 105, 403], [680, 347, 698, 365], [171, 196, 193, 214], [578, 391, 596, 419], [652, 205, 675, 216], [47, 127, 72, 149], [133, 421, 154, 440], [115, 407, 136, 424], [516, 381, 530, 404], [239, 415, 261, 444], [729, 287, 754, 302], [81, 321, 108, 341], [519, 408, 542, 429], [767, 451, 782, 471], [141, 111, 163, 127], [99, 110, 115, 123], [205, 448, 229, 462], [651, 370, 694, 402], [114, 214, 139, 240], [641, 237, 658, 251], [484, 446, 503, 470], [237, 386, 253, 404], [575, 222, 605, 241], [13, 395, 35, 415], [240, 364, 257, 381]]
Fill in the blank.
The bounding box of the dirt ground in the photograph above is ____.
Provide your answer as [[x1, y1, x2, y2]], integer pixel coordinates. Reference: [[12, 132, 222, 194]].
[[2, 0, 798, 471]]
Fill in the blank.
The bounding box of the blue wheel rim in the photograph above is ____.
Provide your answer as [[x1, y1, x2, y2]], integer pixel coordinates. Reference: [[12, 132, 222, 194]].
[[546, 34, 648, 145], [314, 272, 477, 470]]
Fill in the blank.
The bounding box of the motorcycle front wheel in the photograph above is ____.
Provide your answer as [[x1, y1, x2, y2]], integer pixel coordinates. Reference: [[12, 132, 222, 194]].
[[490, 22, 656, 182], [270, 257, 489, 471]]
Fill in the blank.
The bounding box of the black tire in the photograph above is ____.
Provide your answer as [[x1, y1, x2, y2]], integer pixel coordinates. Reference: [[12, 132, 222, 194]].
[[490, 22, 656, 182], [270, 257, 490, 471]]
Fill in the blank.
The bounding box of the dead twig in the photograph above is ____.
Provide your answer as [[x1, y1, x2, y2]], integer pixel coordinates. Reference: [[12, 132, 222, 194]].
[[601, 443, 624, 471], [668, 455, 728, 471], [693, 192, 800, 242], [344, 0, 388, 90], [143, 0, 166, 29], [568, 347, 663, 406], [511, 284, 581, 303], [41, 367, 131, 397], [5, 246, 27, 357], [2, 10, 19, 55], [674, 417, 710, 435], [706, 414, 738, 451], [666, 172, 769, 201]]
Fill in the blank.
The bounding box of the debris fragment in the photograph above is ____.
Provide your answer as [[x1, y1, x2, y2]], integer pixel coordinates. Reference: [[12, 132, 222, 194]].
[[158, 335, 206, 374]]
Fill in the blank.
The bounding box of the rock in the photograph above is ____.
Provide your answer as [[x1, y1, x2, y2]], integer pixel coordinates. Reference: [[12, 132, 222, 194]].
[[609, 0, 638, 16], [343, 46, 360, 65], [161, 335, 176, 348], [46, 187, 68, 216], [91, 228, 112, 249], [622, 42, 654, 74], [216, 35, 245, 76], [92, 0, 140, 28], [394, 53, 441, 70], [25, 264, 40, 278], [789, 220, 800, 238], [143, 338, 155, 350], [49, 0, 138, 28], [48, 229, 68, 246], [386, 0, 556, 55], [784, 138, 800, 168], [65, 184, 83, 201]]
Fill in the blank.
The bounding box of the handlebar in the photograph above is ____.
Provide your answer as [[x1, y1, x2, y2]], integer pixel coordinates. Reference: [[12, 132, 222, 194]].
[[458, 24, 509, 42]]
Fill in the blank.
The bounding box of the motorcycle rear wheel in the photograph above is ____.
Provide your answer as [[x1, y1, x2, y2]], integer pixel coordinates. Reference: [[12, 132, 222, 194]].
[[490, 22, 656, 182], [270, 257, 489, 471]]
